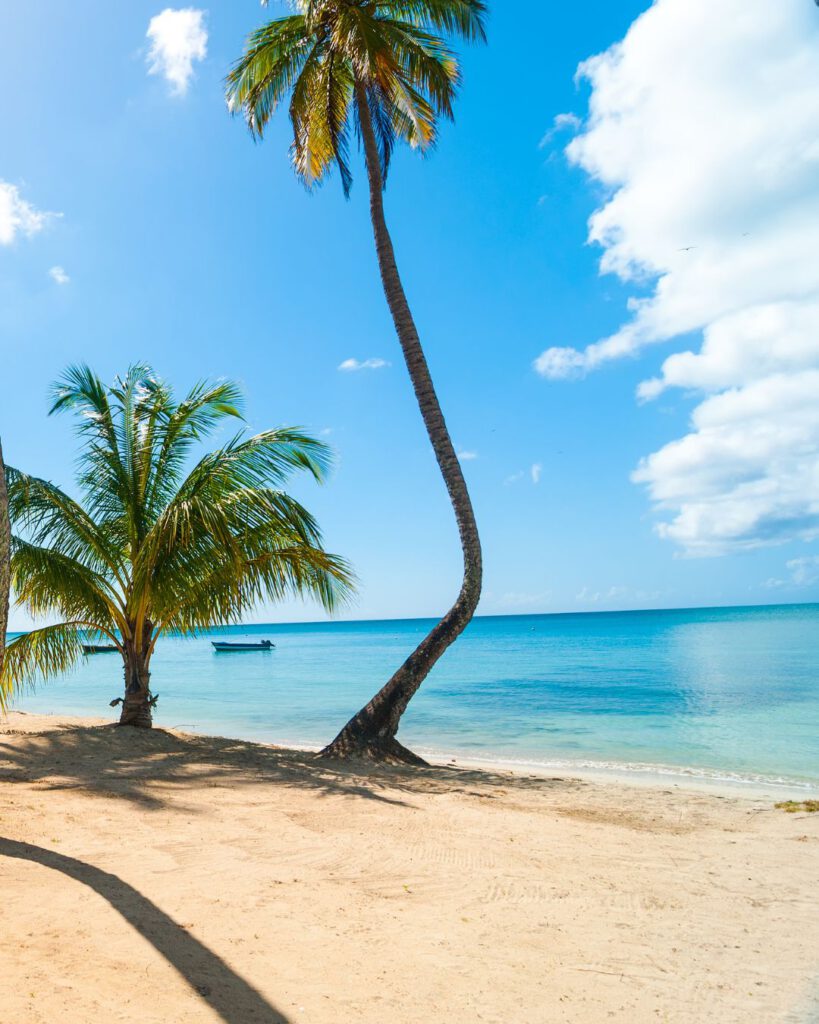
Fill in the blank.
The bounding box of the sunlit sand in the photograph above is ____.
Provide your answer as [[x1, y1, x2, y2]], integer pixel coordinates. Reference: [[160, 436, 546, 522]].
[[2, 712, 817, 1023]]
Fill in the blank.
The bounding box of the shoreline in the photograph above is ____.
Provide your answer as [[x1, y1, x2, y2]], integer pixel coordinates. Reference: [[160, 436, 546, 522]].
[[8, 708, 818, 800]]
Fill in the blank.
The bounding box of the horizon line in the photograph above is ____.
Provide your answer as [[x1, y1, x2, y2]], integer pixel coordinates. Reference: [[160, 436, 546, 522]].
[[236, 598, 819, 628], [8, 599, 818, 639]]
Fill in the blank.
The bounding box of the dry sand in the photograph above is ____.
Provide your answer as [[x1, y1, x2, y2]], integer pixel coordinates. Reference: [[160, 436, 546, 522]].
[[1, 712, 817, 1024]]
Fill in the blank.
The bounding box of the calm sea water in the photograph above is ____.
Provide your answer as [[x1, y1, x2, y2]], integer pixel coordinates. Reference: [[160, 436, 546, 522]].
[[12, 603, 819, 792]]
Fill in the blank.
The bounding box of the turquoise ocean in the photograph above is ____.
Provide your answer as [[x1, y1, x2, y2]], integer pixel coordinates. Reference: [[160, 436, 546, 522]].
[[12, 603, 819, 793]]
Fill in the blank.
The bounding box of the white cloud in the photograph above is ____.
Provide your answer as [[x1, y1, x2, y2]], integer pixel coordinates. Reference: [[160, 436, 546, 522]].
[[337, 358, 390, 372], [577, 585, 629, 604], [787, 556, 819, 587], [146, 8, 207, 96], [49, 265, 70, 285], [0, 181, 57, 246], [767, 554, 819, 590], [575, 584, 664, 606], [632, 372, 819, 554], [504, 465, 543, 485], [536, 0, 819, 555], [457, 450, 478, 462], [539, 112, 581, 148], [533, 346, 586, 379]]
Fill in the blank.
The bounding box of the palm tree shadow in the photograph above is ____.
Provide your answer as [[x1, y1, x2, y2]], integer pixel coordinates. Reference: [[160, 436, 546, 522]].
[[0, 721, 569, 813], [0, 723, 416, 810], [0, 836, 290, 1024]]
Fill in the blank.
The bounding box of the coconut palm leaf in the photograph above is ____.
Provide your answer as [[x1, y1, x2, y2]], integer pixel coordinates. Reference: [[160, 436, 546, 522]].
[[1, 621, 105, 707], [0, 442, 9, 685], [11, 538, 125, 633], [5, 469, 125, 582]]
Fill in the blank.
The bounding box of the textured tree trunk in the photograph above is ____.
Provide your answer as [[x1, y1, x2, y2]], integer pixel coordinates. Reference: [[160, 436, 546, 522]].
[[320, 86, 482, 765], [118, 640, 153, 729], [0, 442, 9, 680]]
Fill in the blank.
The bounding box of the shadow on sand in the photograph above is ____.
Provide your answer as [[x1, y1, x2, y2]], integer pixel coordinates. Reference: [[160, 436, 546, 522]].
[[0, 836, 290, 1024], [0, 717, 572, 813]]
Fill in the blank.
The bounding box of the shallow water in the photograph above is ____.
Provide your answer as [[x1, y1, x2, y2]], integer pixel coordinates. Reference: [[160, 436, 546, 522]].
[[13, 603, 819, 791]]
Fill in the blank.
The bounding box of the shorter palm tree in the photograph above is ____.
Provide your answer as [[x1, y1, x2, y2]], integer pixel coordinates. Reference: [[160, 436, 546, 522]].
[[1, 365, 352, 725]]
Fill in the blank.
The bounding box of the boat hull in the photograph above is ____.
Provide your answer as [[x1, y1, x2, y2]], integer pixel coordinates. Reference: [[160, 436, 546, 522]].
[[211, 642, 274, 652]]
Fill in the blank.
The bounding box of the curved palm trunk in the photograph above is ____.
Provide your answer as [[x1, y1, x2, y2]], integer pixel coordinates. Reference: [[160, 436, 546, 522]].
[[0, 442, 10, 679], [320, 87, 482, 765], [118, 631, 153, 729]]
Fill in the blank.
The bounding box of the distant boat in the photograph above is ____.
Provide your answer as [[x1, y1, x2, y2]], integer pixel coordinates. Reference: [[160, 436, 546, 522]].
[[211, 640, 275, 652], [83, 644, 119, 655]]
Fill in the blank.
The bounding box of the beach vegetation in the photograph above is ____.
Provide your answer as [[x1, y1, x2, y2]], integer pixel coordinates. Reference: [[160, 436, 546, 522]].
[[227, 0, 487, 764], [775, 800, 819, 813], [0, 364, 353, 724], [0, 440, 9, 679]]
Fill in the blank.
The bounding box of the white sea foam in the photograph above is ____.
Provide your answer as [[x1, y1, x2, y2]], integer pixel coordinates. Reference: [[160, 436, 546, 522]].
[[413, 748, 819, 797]]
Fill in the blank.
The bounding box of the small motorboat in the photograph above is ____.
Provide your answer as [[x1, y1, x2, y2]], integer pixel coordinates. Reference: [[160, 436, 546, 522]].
[[83, 644, 119, 655], [211, 639, 275, 652]]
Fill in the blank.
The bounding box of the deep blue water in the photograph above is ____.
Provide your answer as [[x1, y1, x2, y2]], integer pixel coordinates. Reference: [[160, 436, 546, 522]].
[[12, 603, 819, 791]]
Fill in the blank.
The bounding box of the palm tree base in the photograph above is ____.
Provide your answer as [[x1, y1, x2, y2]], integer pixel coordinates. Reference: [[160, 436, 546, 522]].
[[319, 731, 428, 767], [117, 702, 153, 729]]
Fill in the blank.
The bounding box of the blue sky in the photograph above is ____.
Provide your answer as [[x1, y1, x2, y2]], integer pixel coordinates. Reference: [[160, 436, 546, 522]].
[[2, 0, 818, 629]]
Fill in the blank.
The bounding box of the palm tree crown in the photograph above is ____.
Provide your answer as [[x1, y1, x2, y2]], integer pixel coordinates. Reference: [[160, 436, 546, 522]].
[[1, 365, 352, 719], [226, 0, 486, 196]]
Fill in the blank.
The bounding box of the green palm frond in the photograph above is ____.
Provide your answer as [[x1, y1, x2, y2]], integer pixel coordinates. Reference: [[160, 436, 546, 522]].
[[11, 538, 125, 632], [0, 621, 107, 708], [139, 462, 353, 616], [146, 378, 244, 512], [376, 19, 459, 116], [49, 364, 133, 526], [378, 0, 487, 42], [227, 16, 314, 136], [0, 440, 9, 684], [179, 427, 333, 491], [5, 469, 125, 583], [157, 542, 353, 638], [228, 0, 487, 194], [289, 39, 338, 188]]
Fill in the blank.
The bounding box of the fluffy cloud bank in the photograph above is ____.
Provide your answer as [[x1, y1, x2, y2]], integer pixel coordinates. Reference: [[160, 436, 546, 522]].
[[146, 8, 207, 96], [536, 0, 819, 555], [0, 181, 55, 245]]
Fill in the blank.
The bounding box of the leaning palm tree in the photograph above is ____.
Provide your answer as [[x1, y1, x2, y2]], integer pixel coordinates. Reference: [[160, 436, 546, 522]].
[[1, 365, 352, 726], [0, 441, 10, 685], [227, 0, 486, 763]]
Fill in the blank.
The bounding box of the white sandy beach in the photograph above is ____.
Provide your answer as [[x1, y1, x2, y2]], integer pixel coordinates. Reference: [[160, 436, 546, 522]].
[[1, 712, 817, 1024]]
